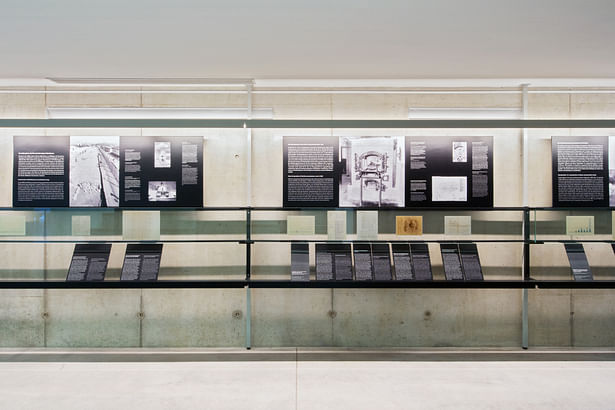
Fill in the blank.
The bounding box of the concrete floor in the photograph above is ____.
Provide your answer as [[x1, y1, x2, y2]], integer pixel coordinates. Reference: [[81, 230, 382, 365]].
[[0, 350, 614, 410]]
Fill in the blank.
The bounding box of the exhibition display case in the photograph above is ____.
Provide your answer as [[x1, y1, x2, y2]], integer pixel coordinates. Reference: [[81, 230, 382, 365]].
[[1, 109, 615, 348]]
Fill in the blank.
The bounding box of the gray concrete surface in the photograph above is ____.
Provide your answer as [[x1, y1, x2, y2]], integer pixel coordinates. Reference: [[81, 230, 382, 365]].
[[0, 349, 614, 410]]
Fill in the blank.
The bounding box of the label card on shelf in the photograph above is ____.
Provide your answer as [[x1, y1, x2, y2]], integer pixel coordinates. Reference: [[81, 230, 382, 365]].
[[122, 210, 160, 240], [372, 243, 392, 280], [440, 243, 465, 281], [356, 211, 379, 240], [121, 244, 163, 281], [353, 243, 373, 281], [71, 215, 91, 236], [287, 215, 316, 235], [333, 244, 353, 281], [564, 243, 593, 281], [444, 216, 472, 235], [566, 216, 595, 236], [396, 216, 423, 235], [459, 243, 484, 281], [66, 244, 111, 281], [410, 243, 433, 281], [0, 212, 26, 236], [392, 244, 413, 280], [315, 243, 352, 281], [290, 243, 310, 281], [315, 244, 334, 281], [327, 211, 347, 240]]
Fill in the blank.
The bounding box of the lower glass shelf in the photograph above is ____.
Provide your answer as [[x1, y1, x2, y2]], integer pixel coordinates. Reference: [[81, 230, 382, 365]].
[[1, 279, 614, 289]]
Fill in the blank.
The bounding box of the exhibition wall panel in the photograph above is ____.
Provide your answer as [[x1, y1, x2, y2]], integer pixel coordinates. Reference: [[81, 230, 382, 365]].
[[0, 85, 614, 349]]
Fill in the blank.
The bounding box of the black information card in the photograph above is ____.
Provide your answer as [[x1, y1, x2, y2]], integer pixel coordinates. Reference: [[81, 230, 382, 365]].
[[441, 243, 465, 281], [410, 243, 433, 281], [290, 243, 310, 281], [121, 244, 163, 281], [392, 244, 414, 280], [372, 243, 392, 280], [66, 244, 111, 281], [564, 243, 593, 281], [353, 243, 373, 281], [459, 243, 484, 281], [315, 244, 352, 281]]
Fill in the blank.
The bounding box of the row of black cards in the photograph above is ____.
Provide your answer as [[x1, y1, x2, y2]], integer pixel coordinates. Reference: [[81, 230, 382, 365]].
[[291, 242, 484, 281], [562, 243, 615, 281], [66, 244, 163, 282]]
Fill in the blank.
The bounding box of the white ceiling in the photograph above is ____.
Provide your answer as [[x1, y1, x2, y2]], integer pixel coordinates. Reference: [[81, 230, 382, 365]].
[[1, 0, 614, 80]]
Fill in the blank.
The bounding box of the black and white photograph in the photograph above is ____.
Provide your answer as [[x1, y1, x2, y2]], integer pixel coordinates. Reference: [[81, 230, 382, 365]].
[[154, 141, 171, 168], [339, 136, 405, 207], [452, 141, 467, 162], [609, 136, 615, 206], [69, 136, 120, 207], [148, 180, 177, 202]]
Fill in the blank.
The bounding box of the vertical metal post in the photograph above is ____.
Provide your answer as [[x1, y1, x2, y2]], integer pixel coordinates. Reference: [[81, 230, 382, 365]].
[[521, 83, 530, 349], [522, 208, 530, 349], [245, 83, 253, 349]]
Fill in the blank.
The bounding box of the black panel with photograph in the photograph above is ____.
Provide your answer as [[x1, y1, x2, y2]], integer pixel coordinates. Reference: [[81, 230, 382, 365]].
[[66, 244, 112, 281], [13, 136, 70, 207], [552, 136, 608, 207], [406, 136, 493, 207], [120, 136, 203, 207]]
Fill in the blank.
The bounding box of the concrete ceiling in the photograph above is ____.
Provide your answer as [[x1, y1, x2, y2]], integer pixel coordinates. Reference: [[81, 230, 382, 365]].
[[1, 0, 614, 79]]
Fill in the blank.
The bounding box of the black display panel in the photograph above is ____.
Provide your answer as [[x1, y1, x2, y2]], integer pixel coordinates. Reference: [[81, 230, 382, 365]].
[[406, 136, 493, 207], [564, 243, 593, 281], [392, 244, 413, 280], [372, 243, 392, 280], [13, 136, 203, 208], [459, 243, 484, 281], [121, 244, 163, 281], [283, 136, 339, 207], [552, 136, 608, 207], [441, 243, 465, 281], [353, 243, 373, 281], [66, 244, 111, 281], [13, 136, 69, 207], [120, 136, 203, 207], [410, 243, 433, 281], [290, 243, 310, 281]]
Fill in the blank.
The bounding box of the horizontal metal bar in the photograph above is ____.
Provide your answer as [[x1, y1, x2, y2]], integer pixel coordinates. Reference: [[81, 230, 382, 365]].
[[0, 239, 244, 244], [0, 280, 248, 289], [1, 119, 615, 129], [251, 206, 526, 212], [1, 279, 614, 289], [251, 239, 524, 244]]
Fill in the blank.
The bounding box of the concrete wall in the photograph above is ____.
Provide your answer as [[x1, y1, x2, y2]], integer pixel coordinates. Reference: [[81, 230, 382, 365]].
[[0, 86, 614, 348]]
